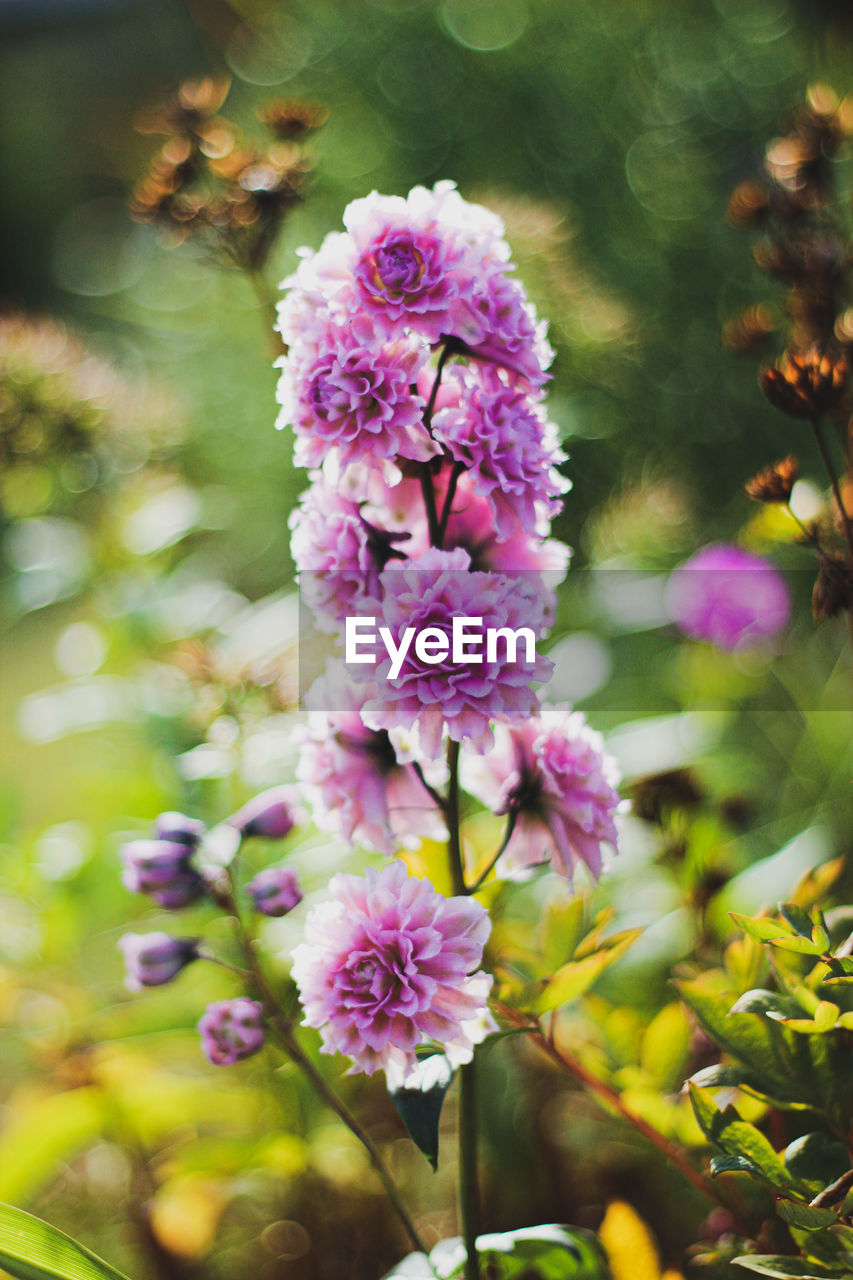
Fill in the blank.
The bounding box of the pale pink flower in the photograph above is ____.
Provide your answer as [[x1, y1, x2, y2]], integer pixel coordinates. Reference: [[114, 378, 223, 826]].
[[463, 706, 622, 882], [291, 860, 495, 1082], [296, 664, 445, 854], [358, 547, 553, 758]]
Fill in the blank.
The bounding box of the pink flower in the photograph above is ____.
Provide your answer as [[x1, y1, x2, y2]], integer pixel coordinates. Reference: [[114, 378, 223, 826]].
[[463, 707, 622, 882], [432, 366, 568, 539], [290, 470, 410, 635], [291, 860, 495, 1082], [296, 664, 445, 854], [665, 544, 790, 651], [276, 314, 434, 470], [358, 547, 553, 758]]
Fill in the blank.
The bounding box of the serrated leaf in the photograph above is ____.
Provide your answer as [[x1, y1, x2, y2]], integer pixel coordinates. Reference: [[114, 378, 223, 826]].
[[536, 931, 640, 1014], [733, 1254, 852, 1278], [776, 1201, 839, 1231], [689, 1084, 792, 1191], [731, 915, 796, 943], [389, 1055, 454, 1171], [0, 1203, 132, 1280]]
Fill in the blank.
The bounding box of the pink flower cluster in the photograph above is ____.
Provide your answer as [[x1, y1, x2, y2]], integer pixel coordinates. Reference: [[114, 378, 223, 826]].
[[291, 860, 495, 1084]]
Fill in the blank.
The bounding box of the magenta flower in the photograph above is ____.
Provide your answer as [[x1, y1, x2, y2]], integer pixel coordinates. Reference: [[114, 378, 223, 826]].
[[296, 663, 445, 854], [432, 367, 567, 539], [463, 265, 553, 387], [198, 998, 266, 1066], [120, 838, 206, 909], [291, 860, 496, 1083], [119, 932, 198, 990], [665, 543, 791, 650], [247, 867, 303, 917], [358, 547, 553, 758], [228, 786, 298, 840], [153, 811, 206, 846], [463, 707, 623, 882], [277, 314, 434, 471]]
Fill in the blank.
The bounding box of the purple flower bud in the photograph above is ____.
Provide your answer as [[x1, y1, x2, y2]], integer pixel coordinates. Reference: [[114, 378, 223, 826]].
[[246, 866, 303, 917], [120, 839, 206, 909], [229, 787, 297, 840], [198, 998, 266, 1066], [154, 811, 206, 847], [119, 932, 198, 990]]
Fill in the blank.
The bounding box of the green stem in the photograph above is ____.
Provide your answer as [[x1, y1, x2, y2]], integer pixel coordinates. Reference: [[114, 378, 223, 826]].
[[445, 738, 482, 1280], [811, 416, 853, 561], [222, 885, 429, 1258], [467, 810, 517, 894]]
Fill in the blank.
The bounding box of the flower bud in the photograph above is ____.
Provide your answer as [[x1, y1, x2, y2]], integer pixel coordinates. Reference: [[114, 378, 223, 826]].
[[119, 932, 198, 990], [120, 839, 206, 909], [198, 998, 266, 1065], [744, 456, 799, 504], [154, 811, 206, 847], [759, 347, 848, 419], [246, 866, 302, 917], [229, 787, 296, 840]]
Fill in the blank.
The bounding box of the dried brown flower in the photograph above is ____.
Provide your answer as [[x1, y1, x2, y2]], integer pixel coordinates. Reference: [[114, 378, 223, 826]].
[[722, 303, 776, 353], [759, 347, 849, 419], [813, 553, 853, 620], [727, 179, 770, 228], [745, 456, 800, 504], [257, 99, 329, 139], [136, 75, 232, 136]]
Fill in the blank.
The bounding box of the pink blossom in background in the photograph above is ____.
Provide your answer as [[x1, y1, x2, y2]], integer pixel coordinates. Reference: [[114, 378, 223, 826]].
[[291, 859, 495, 1083], [358, 547, 553, 758], [463, 706, 623, 882], [665, 543, 790, 650], [296, 664, 445, 854], [432, 366, 567, 539]]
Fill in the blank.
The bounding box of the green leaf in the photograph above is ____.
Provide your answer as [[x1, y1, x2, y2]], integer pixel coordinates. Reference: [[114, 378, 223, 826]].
[[0, 1202, 132, 1280], [730, 990, 802, 1019], [773, 1002, 840, 1035], [689, 1084, 793, 1191], [731, 915, 796, 943], [640, 1003, 691, 1087], [711, 1154, 762, 1177], [382, 1227, 611, 1280], [733, 1255, 853, 1279], [535, 930, 640, 1014], [784, 1134, 850, 1194], [781, 905, 820, 940], [389, 1054, 454, 1171], [0, 1090, 104, 1203], [776, 1201, 839, 1231], [770, 937, 824, 957]]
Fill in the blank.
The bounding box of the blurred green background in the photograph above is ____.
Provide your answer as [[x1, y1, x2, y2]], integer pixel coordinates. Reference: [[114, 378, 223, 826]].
[[2, 1, 853, 1278]]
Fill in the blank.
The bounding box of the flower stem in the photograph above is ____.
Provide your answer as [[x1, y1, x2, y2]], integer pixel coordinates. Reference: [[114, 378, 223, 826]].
[[221, 884, 430, 1258], [467, 810, 517, 894], [436, 461, 465, 550], [811, 416, 853, 561], [445, 738, 482, 1280]]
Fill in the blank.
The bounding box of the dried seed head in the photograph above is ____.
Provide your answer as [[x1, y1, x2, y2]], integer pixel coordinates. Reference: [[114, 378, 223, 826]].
[[136, 75, 232, 136], [813, 553, 853, 620], [759, 347, 849, 418], [745, 456, 800, 504], [722, 303, 776, 352], [256, 98, 329, 139], [727, 179, 770, 228]]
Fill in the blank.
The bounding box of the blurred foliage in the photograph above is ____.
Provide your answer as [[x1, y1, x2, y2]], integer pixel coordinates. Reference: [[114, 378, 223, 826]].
[[2, 2, 853, 1279]]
